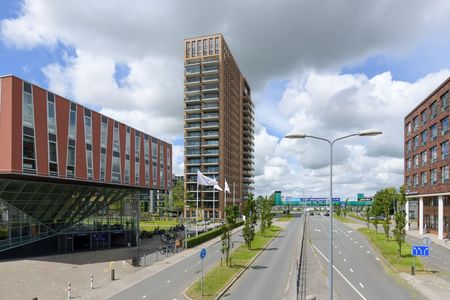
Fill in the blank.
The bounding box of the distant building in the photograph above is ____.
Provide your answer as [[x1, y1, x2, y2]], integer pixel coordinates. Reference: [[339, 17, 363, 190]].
[[173, 175, 184, 186], [183, 34, 255, 219], [0, 75, 172, 259], [404, 76, 450, 239]]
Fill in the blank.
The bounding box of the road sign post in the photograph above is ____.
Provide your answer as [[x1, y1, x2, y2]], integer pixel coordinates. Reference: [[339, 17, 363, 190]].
[[411, 245, 430, 276], [200, 248, 206, 296]]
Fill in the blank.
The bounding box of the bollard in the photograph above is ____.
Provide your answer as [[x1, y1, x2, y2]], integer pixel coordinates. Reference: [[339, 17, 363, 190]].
[[221, 257, 223, 267], [230, 257, 232, 267], [144, 254, 146, 267], [32, 298, 38, 300], [156, 251, 158, 262], [411, 265, 415, 276], [67, 282, 71, 299], [90, 274, 93, 290], [111, 269, 115, 281]]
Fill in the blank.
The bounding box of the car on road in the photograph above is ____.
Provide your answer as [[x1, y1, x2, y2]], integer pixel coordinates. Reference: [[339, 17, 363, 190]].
[[309, 211, 315, 216], [324, 212, 330, 216]]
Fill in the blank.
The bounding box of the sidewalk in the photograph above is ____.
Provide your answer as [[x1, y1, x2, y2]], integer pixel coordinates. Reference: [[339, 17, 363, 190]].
[[406, 229, 450, 250], [0, 226, 243, 300]]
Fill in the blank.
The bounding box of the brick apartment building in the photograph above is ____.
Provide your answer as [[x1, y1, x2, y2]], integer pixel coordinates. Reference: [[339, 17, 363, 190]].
[[0, 75, 172, 258], [404, 76, 450, 239]]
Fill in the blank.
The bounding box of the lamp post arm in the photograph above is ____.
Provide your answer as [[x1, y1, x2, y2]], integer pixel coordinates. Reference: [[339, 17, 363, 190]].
[[331, 133, 359, 145]]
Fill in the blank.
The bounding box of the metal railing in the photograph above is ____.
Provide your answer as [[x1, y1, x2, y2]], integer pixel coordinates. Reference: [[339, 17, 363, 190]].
[[297, 214, 307, 300]]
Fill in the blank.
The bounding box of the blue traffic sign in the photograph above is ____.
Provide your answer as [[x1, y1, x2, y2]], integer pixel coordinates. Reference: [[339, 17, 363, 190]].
[[200, 248, 207, 259], [412, 245, 429, 256]]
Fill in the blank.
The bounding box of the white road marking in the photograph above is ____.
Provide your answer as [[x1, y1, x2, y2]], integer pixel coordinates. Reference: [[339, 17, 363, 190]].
[[184, 269, 188, 272], [350, 237, 353, 240], [343, 258, 347, 262], [348, 230, 353, 233], [142, 296, 147, 299], [335, 246, 338, 249], [338, 251, 342, 255], [360, 245, 363, 248], [313, 244, 367, 300], [167, 280, 171, 283], [359, 282, 364, 289], [315, 229, 321, 232], [350, 268, 354, 273], [333, 230, 338, 233], [354, 241, 358, 244], [366, 250, 371, 254], [375, 257, 380, 261]]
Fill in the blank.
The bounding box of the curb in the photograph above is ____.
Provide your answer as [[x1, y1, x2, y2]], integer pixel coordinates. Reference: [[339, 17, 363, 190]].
[[182, 227, 284, 300]]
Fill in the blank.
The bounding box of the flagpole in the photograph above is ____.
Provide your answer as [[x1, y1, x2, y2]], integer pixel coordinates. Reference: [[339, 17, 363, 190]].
[[212, 176, 215, 229], [233, 183, 235, 206], [196, 182, 199, 237]]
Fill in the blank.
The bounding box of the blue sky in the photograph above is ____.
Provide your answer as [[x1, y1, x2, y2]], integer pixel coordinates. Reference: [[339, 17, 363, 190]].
[[2, 1, 450, 197]]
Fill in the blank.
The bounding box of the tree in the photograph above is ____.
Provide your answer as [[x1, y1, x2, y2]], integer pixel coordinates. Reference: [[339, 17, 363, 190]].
[[373, 187, 398, 238], [242, 194, 257, 250], [393, 186, 407, 257], [259, 196, 274, 237], [366, 206, 371, 228], [171, 181, 186, 221], [221, 205, 238, 266]]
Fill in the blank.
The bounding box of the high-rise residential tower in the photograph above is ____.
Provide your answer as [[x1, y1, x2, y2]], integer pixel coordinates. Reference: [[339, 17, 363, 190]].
[[183, 34, 255, 219]]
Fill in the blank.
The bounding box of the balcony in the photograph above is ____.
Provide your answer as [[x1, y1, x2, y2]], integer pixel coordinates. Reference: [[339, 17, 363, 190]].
[[186, 159, 201, 165], [203, 113, 219, 120], [203, 75, 219, 83], [203, 121, 219, 129], [203, 149, 219, 156], [185, 95, 201, 103], [186, 131, 201, 138], [185, 141, 201, 147], [203, 131, 219, 138], [202, 84, 219, 93], [202, 140, 219, 147], [185, 65, 200, 76], [202, 102, 219, 111], [202, 66, 219, 74], [185, 122, 201, 129], [185, 113, 201, 122], [185, 87, 201, 95], [202, 58, 219, 65], [185, 77, 201, 86], [185, 104, 201, 112], [186, 149, 201, 157], [203, 158, 219, 165], [203, 93, 219, 101]]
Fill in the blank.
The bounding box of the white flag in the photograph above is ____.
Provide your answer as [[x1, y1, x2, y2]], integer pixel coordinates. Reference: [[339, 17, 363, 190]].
[[224, 180, 231, 194], [197, 170, 217, 186], [214, 184, 223, 191]]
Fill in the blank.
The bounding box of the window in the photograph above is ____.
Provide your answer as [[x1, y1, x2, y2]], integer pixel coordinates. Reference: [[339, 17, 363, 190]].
[[431, 146, 438, 163], [112, 122, 121, 183], [414, 174, 419, 187], [421, 110, 428, 124], [68, 103, 77, 140], [441, 92, 448, 111], [47, 93, 58, 176], [144, 136, 150, 185], [84, 109, 93, 180], [135, 133, 141, 184], [209, 38, 213, 54], [431, 101, 438, 118], [192, 41, 196, 57], [431, 124, 438, 141], [413, 135, 419, 149], [215, 37, 219, 54], [421, 151, 427, 166], [431, 169, 437, 185], [407, 123, 411, 135], [22, 82, 36, 173], [407, 158, 411, 170], [186, 42, 190, 58], [413, 117, 419, 130], [442, 166, 449, 183], [407, 140, 412, 152], [125, 127, 130, 184], [421, 172, 427, 186], [414, 155, 419, 168], [406, 176, 411, 188], [421, 130, 427, 146], [197, 40, 202, 56], [100, 117, 108, 182], [203, 39, 207, 55], [441, 117, 449, 135], [442, 141, 449, 160]]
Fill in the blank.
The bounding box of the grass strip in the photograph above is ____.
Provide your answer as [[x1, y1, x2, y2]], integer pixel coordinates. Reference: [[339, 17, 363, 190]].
[[333, 214, 355, 223], [140, 219, 178, 230], [358, 227, 424, 273], [277, 214, 294, 221], [185, 225, 281, 300]]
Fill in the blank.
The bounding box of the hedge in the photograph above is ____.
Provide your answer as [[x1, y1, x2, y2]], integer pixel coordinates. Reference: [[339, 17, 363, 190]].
[[186, 221, 244, 248]]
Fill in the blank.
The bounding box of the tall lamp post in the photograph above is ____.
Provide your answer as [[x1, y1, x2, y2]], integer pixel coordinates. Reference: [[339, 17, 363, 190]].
[[286, 129, 382, 300]]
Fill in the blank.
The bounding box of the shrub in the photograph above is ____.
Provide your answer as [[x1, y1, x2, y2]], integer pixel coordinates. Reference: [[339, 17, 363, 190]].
[[186, 221, 244, 248]]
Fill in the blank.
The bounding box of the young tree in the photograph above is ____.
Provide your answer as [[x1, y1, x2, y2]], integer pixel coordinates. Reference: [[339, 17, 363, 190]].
[[221, 205, 238, 266], [171, 181, 186, 221], [242, 194, 257, 249], [366, 206, 371, 228], [259, 196, 274, 237], [393, 186, 407, 257]]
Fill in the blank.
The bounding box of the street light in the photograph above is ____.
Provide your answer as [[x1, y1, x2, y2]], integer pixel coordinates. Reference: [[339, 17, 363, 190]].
[[285, 129, 382, 300]]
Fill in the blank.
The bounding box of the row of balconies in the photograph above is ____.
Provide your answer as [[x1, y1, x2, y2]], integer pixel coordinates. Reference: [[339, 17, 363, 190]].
[[185, 139, 219, 148], [185, 112, 219, 122], [185, 121, 219, 131], [186, 148, 219, 156], [186, 158, 220, 166], [184, 75, 219, 86], [185, 102, 219, 112], [184, 65, 219, 77], [185, 93, 220, 103]]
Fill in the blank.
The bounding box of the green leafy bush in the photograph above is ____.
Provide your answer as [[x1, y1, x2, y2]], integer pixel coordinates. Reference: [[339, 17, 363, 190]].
[[186, 221, 244, 248]]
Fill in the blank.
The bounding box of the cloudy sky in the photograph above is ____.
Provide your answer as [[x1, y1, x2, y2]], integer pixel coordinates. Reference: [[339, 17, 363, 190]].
[[2, 0, 450, 199]]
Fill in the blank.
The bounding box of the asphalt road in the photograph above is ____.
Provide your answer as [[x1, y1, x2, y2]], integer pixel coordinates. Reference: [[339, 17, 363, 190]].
[[221, 216, 304, 300], [309, 215, 414, 300], [109, 229, 245, 300]]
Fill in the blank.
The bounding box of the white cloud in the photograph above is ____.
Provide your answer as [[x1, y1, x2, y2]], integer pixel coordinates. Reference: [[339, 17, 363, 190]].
[[253, 70, 450, 198]]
